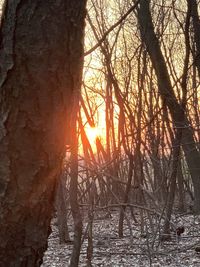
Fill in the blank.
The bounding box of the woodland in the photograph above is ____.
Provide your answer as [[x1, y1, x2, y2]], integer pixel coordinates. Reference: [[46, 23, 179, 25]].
[[1, 0, 200, 266]]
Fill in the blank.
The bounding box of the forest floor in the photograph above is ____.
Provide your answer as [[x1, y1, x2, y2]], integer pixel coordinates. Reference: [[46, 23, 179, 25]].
[[42, 209, 200, 267]]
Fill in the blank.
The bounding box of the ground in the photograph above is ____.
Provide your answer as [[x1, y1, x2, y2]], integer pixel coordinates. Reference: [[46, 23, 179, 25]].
[[42, 210, 200, 266]]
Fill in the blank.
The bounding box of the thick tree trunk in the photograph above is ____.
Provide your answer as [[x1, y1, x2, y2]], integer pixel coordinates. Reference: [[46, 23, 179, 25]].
[[0, 1, 86, 266], [137, 0, 200, 213]]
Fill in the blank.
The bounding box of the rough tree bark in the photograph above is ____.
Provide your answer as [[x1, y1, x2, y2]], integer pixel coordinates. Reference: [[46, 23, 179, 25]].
[[137, 0, 200, 213], [0, 0, 86, 266]]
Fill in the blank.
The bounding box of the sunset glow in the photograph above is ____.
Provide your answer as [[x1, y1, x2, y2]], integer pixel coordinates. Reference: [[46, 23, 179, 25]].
[[85, 126, 100, 145]]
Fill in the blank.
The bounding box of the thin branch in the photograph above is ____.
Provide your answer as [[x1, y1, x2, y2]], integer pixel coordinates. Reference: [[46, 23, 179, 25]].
[[84, 0, 141, 56]]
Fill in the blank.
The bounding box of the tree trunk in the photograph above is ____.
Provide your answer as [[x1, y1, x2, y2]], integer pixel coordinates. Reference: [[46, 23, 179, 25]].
[[56, 170, 71, 244], [162, 128, 182, 239], [69, 77, 83, 267], [137, 0, 200, 213], [190, 0, 200, 77], [118, 154, 133, 237], [0, 1, 86, 266]]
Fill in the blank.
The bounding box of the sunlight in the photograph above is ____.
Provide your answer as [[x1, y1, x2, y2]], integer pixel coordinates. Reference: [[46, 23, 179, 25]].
[[85, 126, 100, 145]]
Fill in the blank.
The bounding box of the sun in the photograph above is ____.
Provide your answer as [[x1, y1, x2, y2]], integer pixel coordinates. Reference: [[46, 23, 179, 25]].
[[85, 126, 99, 145]]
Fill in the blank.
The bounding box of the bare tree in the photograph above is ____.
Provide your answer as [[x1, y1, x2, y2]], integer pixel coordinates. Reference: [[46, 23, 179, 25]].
[[137, 0, 200, 213]]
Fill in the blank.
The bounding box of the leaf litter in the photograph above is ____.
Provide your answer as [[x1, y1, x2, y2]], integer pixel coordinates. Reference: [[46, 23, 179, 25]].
[[42, 210, 200, 266]]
